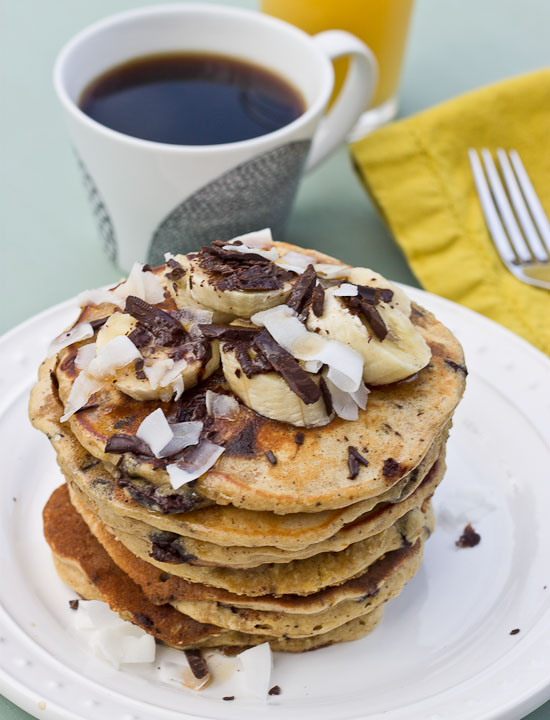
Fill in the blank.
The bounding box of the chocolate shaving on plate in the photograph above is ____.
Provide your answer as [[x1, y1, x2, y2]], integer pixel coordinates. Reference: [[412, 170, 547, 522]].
[[184, 649, 209, 679], [347, 446, 369, 479], [456, 523, 481, 548], [68, 599, 79, 611], [268, 685, 282, 696], [125, 296, 187, 347], [286, 264, 317, 314], [311, 283, 325, 317], [254, 331, 321, 405], [105, 433, 154, 457]]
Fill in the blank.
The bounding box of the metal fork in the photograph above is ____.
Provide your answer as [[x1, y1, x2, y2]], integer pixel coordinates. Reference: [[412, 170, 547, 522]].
[[468, 148, 550, 290]]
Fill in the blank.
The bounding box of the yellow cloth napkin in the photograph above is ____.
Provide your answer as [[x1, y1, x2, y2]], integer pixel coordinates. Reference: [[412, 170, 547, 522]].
[[351, 69, 550, 355]]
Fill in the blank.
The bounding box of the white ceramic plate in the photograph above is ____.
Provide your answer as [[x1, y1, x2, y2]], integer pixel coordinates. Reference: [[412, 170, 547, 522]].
[[1, 287, 549, 720]]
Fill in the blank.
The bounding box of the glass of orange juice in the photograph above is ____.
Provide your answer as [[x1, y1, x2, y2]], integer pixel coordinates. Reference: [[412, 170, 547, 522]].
[[261, 0, 414, 138]]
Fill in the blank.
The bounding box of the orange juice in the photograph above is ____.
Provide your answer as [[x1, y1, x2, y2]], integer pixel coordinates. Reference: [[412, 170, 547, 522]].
[[262, 0, 414, 110]]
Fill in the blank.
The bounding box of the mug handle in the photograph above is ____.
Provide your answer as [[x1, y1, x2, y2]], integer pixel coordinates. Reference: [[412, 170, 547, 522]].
[[305, 30, 378, 172]]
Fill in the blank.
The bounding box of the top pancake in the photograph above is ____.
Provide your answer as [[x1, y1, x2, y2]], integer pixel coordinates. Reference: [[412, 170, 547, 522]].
[[48, 242, 466, 513]]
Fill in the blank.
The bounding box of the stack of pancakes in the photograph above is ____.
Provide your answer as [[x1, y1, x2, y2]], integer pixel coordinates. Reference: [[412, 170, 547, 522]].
[[30, 243, 466, 654]]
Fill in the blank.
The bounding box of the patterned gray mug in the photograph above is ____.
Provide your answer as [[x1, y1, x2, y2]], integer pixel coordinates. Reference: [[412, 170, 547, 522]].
[[54, 4, 377, 271]]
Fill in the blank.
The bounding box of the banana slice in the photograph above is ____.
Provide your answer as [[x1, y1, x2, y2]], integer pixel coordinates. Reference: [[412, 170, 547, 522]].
[[346, 267, 411, 317], [186, 250, 293, 318], [96, 312, 219, 401], [307, 289, 431, 386], [220, 343, 332, 428], [164, 254, 235, 323]]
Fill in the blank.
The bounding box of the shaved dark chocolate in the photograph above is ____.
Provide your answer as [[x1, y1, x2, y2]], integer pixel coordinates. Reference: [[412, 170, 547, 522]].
[[128, 323, 153, 349], [142, 264, 152, 272], [125, 296, 187, 346], [268, 685, 281, 696], [165, 258, 187, 281], [254, 331, 321, 405], [196, 244, 291, 292], [286, 264, 317, 314], [198, 324, 260, 342], [184, 649, 209, 679], [347, 446, 369, 479], [234, 343, 272, 378], [105, 433, 154, 457], [318, 376, 333, 416], [118, 477, 210, 514], [265, 450, 277, 465], [348, 297, 388, 341], [509, 628, 520, 635], [223, 696, 235, 701], [311, 283, 325, 317], [382, 458, 400, 477], [150, 532, 198, 564], [357, 285, 394, 305], [456, 524, 481, 548], [294, 431, 305, 445], [69, 599, 79, 610], [73, 401, 100, 414], [134, 357, 146, 380], [89, 316, 109, 331]]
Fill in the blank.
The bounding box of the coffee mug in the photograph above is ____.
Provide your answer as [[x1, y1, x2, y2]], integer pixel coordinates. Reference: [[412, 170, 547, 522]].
[[54, 4, 377, 271]]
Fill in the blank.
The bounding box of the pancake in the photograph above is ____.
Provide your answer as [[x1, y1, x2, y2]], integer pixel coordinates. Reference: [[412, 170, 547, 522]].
[[44, 484, 385, 652], [30, 363, 446, 552], [50, 242, 466, 514], [68, 477, 433, 607]]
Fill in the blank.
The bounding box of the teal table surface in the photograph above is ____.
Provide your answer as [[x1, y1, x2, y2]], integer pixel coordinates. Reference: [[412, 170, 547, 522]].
[[1, 0, 549, 718]]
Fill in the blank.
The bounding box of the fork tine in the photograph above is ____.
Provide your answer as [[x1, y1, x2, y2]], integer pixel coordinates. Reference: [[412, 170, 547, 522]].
[[480, 149, 532, 262], [496, 149, 549, 261], [468, 149, 516, 266], [509, 150, 550, 253]]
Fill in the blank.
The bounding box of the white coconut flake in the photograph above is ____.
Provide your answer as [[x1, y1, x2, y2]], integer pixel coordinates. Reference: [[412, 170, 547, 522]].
[[238, 642, 273, 700], [178, 307, 214, 338], [206, 390, 239, 420], [48, 322, 94, 357], [325, 378, 359, 421], [157, 421, 202, 458], [87, 335, 141, 379], [77, 288, 123, 308], [164, 252, 175, 262], [171, 375, 185, 401], [60, 372, 104, 422], [75, 342, 97, 370], [90, 623, 155, 670], [143, 358, 173, 390], [74, 600, 118, 631], [350, 381, 370, 411], [333, 283, 358, 297], [303, 359, 323, 373], [136, 408, 173, 458], [222, 244, 279, 262], [229, 228, 274, 249], [275, 262, 306, 274], [167, 441, 224, 489], [113, 261, 165, 305], [252, 305, 364, 393], [313, 263, 350, 280], [280, 251, 316, 269]]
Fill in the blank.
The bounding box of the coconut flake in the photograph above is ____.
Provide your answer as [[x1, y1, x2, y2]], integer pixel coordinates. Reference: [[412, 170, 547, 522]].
[[303, 359, 323, 373], [77, 288, 123, 308], [74, 600, 118, 631], [229, 228, 274, 249], [75, 342, 97, 370], [281, 251, 316, 269], [275, 262, 306, 274], [113, 262, 165, 305], [48, 322, 94, 357], [350, 381, 370, 410], [164, 252, 175, 262], [324, 378, 358, 421], [159, 359, 188, 388], [222, 243, 279, 262], [313, 263, 350, 280], [143, 358, 173, 389], [87, 335, 141, 379], [136, 408, 173, 458], [238, 643, 273, 700], [252, 305, 364, 393], [60, 372, 104, 422], [333, 283, 358, 297], [205, 390, 239, 420], [178, 307, 214, 338], [157, 421, 203, 458], [167, 441, 224, 489]]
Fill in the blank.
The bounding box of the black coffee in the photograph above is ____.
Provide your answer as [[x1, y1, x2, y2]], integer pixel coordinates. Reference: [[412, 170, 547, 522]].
[[79, 52, 305, 145]]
